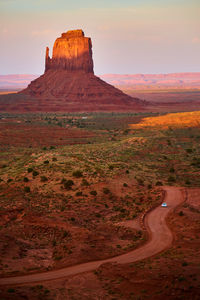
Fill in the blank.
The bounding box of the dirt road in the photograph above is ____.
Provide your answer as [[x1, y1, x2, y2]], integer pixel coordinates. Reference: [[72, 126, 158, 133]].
[[0, 186, 184, 285]]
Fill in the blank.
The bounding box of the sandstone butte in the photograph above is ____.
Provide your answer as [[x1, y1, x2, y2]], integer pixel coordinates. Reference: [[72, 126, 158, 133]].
[[18, 29, 145, 112], [20, 30, 145, 111]]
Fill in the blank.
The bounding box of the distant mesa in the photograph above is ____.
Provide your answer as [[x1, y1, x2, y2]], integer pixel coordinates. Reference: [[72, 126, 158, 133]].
[[18, 29, 145, 112], [101, 73, 200, 89]]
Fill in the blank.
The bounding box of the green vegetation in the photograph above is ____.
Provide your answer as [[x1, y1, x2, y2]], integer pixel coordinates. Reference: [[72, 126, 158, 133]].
[[103, 187, 110, 194], [23, 177, 29, 182], [0, 112, 200, 204], [40, 176, 48, 182], [24, 186, 30, 193], [90, 190, 97, 196], [0, 113, 199, 194], [72, 170, 83, 178], [62, 179, 74, 190], [32, 170, 39, 177]]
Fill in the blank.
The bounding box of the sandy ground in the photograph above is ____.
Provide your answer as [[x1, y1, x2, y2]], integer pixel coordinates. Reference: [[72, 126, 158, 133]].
[[0, 186, 184, 286]]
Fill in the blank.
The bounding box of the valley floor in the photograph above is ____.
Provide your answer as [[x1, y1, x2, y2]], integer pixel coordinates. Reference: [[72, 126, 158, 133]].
[[0, 111, 199, 299]]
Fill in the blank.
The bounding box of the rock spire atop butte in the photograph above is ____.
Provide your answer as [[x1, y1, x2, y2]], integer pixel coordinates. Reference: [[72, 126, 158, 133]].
[[21, 29, 145, 112], [45, 29, 93, 73]]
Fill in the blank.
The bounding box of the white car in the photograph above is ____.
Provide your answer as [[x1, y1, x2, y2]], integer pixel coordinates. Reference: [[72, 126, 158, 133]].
[[161, 202, 168, 207]]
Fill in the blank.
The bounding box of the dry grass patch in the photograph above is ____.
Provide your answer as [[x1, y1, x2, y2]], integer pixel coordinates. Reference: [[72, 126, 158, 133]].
[[130, 111, 200, 129]]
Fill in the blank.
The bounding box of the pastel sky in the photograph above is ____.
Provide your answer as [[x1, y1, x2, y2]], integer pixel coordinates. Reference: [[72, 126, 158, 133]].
[[0, 0, 200, 75]]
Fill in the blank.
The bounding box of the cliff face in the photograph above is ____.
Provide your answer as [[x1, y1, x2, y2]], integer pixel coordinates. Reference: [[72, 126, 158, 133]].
[[45, 29, 93, 73]]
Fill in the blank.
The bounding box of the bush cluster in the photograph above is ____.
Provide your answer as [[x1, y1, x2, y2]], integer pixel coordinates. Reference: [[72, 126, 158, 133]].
[[72, 170, 83, 178]]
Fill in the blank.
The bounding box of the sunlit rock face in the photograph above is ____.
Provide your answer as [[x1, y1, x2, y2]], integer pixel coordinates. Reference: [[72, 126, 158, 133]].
[[20, 29, 145, 111], [45, 30, 93, 73]]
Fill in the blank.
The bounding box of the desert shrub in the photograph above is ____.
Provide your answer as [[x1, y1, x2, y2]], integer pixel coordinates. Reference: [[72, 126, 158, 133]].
[[113, 206, 119, 211], [40, 176, 48, 182], [168, 176, 176, 183], [156, 181, 163, 186], [54, 255, 62, 261], [61, 178, 66, 184], [43, 147, 47, 150], [24, 186, 30, 193], [186, 148, 193, 153], [179, 211, 184, 216], [126, 169, 129, 174], [72, 170, 83, 178], [82, 178, 89, 186], [50, 146, 55, 150], [178, 276, 186, 282], [95, 213, 101, 218], [167, 140, 171, 145], [43, 160, 49, 164], [140, 196, 144, 202], [1, 164, 7, 168], [76, 191, 83, 196], [7, 178, 13, 183], [52, 157, 57, 161], [64, 180, 74, 190], [148, 184, 152, 189], [123, 183, 128, 187], [103, 187, 110, 194], [32, 170, 39, 177], [169, 167, 175, 173], [7, 288, 15, 293], [70, 217, 75, 221], [185, 179, 191, 185], [62, 230, 70, 238], [27, 167, 33, 173], [23, 177, 29, 182], [90, 190, 97, 196], [36, 285, 44, 290], [123, 129, 130, 135], [52, 240, 56, 246], [191, 158, 200, 168], [109, 165, 114, 170], [137, 178, 144, 186]]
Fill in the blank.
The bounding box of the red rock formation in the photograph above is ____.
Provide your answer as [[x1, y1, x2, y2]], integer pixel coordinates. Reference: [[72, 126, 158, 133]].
[[45, 47, 51, 72], [45, 29, 93, 73], [20, 29, 145, 111]]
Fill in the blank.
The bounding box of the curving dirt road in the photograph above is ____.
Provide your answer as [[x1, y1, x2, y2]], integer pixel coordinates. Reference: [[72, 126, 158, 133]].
[[0, 186, 184, 285]]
